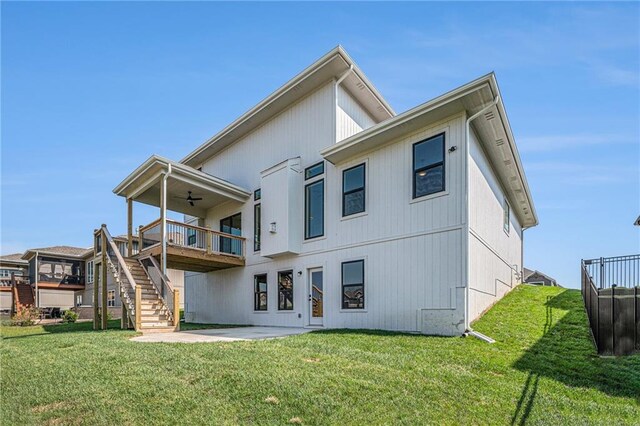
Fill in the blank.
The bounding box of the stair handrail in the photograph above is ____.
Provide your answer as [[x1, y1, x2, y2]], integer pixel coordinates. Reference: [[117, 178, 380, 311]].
[[101, 225, 138, 317], [138, 254, 174, 322]]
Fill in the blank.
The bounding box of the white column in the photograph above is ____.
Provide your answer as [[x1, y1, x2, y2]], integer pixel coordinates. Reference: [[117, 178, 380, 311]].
[[160, 173, 167, 276]]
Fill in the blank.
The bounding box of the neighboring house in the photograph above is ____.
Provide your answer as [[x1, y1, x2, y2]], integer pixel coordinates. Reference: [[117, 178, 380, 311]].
[[21, 246, 92, 310], [0, 254, 29, 313], [110, 46, 538, 335], [523, 268, 559, 287], [634, 215, 640, 226]]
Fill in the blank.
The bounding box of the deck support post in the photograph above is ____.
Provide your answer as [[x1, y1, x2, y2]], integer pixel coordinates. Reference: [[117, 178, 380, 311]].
[[121, 303, 128, 329], [160, 173, 167, 278], [127, 198, 133, 257], [93, 230, 99, 330], [101, 227, 108, 330], [135, 286, 142, 331], [173, 289, 180, 331]]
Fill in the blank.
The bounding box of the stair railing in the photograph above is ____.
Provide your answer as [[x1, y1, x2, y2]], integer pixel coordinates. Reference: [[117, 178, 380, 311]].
[[100, 225, 138, 328], [138, 254, 179, 328]]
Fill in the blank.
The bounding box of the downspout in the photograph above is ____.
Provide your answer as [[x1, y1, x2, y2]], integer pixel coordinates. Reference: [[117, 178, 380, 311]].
[[334, 65, 353, 143], [464, 95, 500, 343], [161, 164, 172, 277]]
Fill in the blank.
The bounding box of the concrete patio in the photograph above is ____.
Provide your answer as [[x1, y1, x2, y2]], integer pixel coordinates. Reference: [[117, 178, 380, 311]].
[[130, 326, 312, 343]]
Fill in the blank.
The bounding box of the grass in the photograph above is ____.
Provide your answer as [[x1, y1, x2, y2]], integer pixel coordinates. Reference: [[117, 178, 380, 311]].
[[1, 286, 638, 425]]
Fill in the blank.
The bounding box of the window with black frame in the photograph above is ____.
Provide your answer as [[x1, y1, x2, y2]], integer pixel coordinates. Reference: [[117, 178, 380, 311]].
[[343, 163, 366, 216], [254, 274, 267, 311], [254, 203, 261, 251], [278, 270, 294, 310], [219, 213, 242, 256], [304, 162, 324, 239], [342, 260, 364, 309], [413, 133, 445, 198]]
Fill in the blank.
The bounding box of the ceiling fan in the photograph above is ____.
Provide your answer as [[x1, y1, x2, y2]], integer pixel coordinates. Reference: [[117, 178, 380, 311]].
[[173, 191, 203, 206]]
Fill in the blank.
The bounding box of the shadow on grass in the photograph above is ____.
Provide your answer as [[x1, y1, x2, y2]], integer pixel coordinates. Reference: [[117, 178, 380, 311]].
[[512, 290, 640, 424], [1, 319, 126, 340]]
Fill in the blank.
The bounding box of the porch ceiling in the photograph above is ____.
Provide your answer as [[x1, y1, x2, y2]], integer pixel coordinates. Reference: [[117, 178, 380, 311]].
[[113, 155, 251, 217]]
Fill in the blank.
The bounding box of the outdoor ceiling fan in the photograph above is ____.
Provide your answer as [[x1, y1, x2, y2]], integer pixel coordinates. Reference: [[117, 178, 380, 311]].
[[173, 191, 203, 206]]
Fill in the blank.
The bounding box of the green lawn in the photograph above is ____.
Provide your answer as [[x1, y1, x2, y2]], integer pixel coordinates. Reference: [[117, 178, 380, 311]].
[[1, 286, 638, 425]]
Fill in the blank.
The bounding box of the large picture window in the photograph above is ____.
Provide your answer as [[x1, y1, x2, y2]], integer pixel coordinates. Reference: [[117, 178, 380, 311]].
[[278, 270, 294, 310], [342, 260, 365, 309], [305, 180, 324, 239], [254, 274, 267, 311], [220, 213, 242, 256], [343, 164, 366, 216], [413, 133, 445, 198]]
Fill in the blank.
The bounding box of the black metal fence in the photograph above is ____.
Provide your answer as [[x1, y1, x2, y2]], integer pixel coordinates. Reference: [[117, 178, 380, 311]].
[[581, 255, 640, 356]]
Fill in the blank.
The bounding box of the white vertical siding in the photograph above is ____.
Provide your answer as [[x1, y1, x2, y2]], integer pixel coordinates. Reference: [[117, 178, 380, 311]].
[[468, 128, 523, 321], [186, 112, 469, 335], [336, 85, 377, 142]]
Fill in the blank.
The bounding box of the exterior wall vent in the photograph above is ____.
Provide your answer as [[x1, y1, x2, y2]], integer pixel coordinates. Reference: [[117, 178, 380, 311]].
[[484, 111, 495, 120], [496, 138, 504, 146]]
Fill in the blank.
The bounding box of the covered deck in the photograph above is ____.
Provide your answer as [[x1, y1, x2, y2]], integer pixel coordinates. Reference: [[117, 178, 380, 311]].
[[113, 156, 251, 273]]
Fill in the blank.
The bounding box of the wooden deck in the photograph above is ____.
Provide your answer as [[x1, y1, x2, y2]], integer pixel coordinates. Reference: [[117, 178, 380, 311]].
[[140, 243, 245, 273]]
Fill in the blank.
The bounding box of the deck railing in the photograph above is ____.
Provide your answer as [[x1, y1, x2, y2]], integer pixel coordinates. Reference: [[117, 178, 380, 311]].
[[581, 255, 639, 356], [139, 218, 245, 258]]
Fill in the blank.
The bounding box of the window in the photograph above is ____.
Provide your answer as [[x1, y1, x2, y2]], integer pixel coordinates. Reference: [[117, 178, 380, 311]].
[[278, 270, 294, 310], [305, 180, 324, 239], [254, 274, 267, 311], [342, 260, 364, 309], [343, 164, 366, 216], [187, 228, 197, 246], [503, 198, 510, 233], [305, 162, 324, 180], [220, 213, 242, 255], [254, 188, 261, 201], [107, 290, 115, 307], [76, 294, 83, 307], [87, 261, 94, 284], [254, 203, 261, 251], [413, 133, 445, 198]]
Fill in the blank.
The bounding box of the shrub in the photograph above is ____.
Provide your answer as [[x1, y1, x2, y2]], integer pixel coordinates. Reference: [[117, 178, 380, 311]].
[[11, 307, 40, 326], [62, 310, 79, 323]]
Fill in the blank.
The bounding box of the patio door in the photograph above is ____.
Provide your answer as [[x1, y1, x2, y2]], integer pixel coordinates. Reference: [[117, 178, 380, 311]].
[[308, 268, 323, 326], [220, 213, 242, 255]]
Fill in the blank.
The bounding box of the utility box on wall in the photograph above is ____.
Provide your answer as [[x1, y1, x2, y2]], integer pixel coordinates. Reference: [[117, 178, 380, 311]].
[[260, 157, 303, 257]]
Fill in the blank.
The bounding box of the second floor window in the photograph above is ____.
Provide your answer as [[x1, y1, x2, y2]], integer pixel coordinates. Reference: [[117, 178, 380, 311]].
[[343, 164, 366, 216], [503, 198, 510, 233], [87, 261, 94, 284], [413, 133, 445, 198], [254, 203, 261, 251], [304, 162, 325, 240]]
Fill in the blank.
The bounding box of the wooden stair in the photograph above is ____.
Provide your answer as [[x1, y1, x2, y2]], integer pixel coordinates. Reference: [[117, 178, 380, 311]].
[[13, 283, 35, 311]]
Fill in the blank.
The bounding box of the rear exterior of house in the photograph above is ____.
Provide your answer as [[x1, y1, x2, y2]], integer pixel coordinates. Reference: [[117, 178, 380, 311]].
[[112, 46, 537, 335]]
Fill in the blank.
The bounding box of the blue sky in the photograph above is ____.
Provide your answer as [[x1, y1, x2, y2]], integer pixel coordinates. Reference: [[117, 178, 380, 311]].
[[1, 2, 638, 288]]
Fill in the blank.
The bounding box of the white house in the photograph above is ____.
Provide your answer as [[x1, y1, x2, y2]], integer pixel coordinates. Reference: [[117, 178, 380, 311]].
[[111, 46, 537, 335]]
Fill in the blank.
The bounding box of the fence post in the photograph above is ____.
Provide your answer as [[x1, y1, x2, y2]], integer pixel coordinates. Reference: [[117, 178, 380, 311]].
[[611, 285, 615, 355]]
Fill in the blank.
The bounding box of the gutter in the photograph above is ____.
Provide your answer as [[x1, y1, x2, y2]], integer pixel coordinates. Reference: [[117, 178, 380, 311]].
[[463, 95, 500, 341]]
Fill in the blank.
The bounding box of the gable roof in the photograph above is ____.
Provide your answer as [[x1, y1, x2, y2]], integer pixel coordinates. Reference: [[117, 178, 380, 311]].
[[21, 246, 92, 260], [0, 253, 29, 266], [321, 72, 538, 228], [635, 215, 640, 226], [181, 45, 394, 167]]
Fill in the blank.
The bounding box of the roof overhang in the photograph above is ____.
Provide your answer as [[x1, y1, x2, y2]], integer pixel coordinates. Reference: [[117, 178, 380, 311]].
[[20, 251, 88, 261], [181, 45, 395, 167], [321, 73, 538, 228], [0, 259, 29, 267], [113, 155, 251, 217]]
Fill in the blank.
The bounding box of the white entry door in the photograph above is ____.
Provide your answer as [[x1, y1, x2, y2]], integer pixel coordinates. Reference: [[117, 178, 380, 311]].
[[308, 268, 323, 326]]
